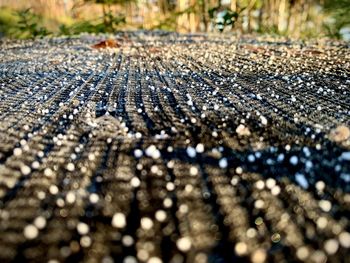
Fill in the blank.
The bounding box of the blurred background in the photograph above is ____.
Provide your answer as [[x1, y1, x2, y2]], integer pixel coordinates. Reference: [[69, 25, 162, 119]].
[[0, 0, 349, 39]]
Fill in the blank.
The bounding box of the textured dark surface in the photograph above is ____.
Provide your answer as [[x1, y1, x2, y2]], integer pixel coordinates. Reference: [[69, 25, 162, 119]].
[[0, 32, 350, 263]]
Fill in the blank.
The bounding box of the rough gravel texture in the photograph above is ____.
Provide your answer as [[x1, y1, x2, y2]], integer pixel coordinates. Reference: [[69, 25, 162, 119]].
[[0, 32, 350, 263]]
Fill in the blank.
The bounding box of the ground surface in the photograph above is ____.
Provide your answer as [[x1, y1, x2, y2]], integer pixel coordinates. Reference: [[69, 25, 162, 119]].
[[0, 32, 350, 263]]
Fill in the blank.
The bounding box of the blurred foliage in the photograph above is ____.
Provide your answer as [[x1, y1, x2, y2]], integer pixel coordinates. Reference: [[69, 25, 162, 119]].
[[323, 0, 350, 39], [14, 8, 51, 38], [59, 12, 125, 35], [0, 0, 349, 39], [0, 7, 17, 37], [151, 5, 196, 31], [209, 6, 240, 32]]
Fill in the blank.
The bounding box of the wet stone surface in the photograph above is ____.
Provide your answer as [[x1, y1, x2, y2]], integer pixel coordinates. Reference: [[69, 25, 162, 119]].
[[0, 32, 350, 262]]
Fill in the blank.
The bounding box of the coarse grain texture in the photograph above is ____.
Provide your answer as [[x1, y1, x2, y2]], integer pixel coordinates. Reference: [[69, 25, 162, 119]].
[[0, 32, 350, 263]]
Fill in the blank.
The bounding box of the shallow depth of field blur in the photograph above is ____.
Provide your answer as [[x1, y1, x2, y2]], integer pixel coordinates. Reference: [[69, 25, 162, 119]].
[[0, 0, 349, 40]]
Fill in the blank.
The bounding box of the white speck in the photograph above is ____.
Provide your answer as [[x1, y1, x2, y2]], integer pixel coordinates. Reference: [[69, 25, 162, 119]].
[[155, 210, 167, 222], [339, 232, 350, 248], [131, 177, 141, 188], [246, 228, 257, 238], [340, 173, 350, 182], [112, 213, 126, 228], [236, 124, 251, 136], [176, 237, 192, 252], [289, 156, 298, 165], [80, 236, 91, 247], [24, 224, 38, 239], [235, 167, 243, 174], [254, 199, 265, 209], [190, 166, 198, 176], [319, 200, 332, 212], [34, 216, 46, 229], [255, 180, 265, 190], [231, 177, 239, 186], [89, 193, 99, 203], [317, 217, 328, 229], [163, 198, 173, 208], [260, 116, 268, 125], [66, 191, 76, 203], [251, 248, 266, 263], [145, 145, 161, 159], [140, 217, 153, 230], [235, 242, 248, 256], [77, 222, 90, 235], [166, 182, 175, 191], [147, 257, 162, 263], [134, 149, 143, 158], [296, 246, 309, 260], [66, 163, 75, 171], [13, 148, 22, 156], [305, 160, 313, 169], [248, 154, 255, 162], [340, 152, 350, 161], [21, 165, 31, 175], [315, 181, 325, 191], [266, 178, 276, 189], [324, 239, 339, 255], [186, 147, 196, 158], [219, 158, 228, 168], [49, 185, 59, 195], [122, 235, 134, 247], [88, 153, 95, 161], [271, 186, 281, 196], [279, 154, 286, 164], [195, 143, 205, 153], [44, 168, 54, 177], [295, 173, 308, 189], [124, 256, 137, 263]]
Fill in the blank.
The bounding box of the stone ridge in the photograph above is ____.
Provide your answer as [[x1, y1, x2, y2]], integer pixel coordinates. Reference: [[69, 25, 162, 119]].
[[0, 32, 349, 262]]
